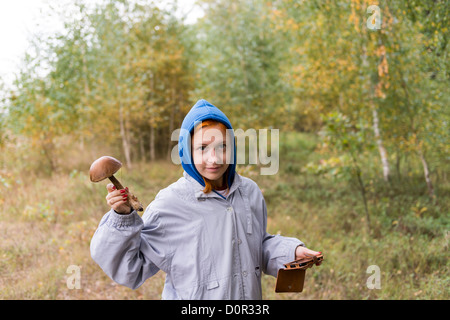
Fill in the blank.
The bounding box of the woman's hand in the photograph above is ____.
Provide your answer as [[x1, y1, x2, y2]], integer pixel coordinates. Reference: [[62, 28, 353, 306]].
[[106, 183, 132, 214], [295, 246, 322, 265]]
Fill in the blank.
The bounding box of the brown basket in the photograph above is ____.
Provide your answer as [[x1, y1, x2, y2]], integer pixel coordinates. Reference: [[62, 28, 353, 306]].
[[275, 254, 324, 293]]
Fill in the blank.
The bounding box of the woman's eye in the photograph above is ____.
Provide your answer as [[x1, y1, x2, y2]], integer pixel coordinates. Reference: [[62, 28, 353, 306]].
[[197, 144, 225, 152]]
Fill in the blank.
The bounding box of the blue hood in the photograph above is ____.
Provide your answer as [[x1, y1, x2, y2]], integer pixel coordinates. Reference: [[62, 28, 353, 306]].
[[178, 99, 236, 188]]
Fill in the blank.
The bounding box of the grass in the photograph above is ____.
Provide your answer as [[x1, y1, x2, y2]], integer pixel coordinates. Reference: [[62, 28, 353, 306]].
[[0, 132, 448, 299]]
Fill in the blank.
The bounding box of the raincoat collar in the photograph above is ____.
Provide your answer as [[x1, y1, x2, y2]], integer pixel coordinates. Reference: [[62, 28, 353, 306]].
[[183, 170, 242, 200]]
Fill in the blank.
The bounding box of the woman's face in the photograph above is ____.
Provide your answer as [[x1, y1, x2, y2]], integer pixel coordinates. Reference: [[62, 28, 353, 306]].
[[192, 124, 230, 186]]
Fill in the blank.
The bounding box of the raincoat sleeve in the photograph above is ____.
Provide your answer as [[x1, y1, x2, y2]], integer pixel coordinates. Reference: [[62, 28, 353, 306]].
[[260, 196, 305, 277], [90, 206, 172, 290]]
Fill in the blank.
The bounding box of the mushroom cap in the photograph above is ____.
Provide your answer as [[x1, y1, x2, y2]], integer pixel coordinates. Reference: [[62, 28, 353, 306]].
[[89, 156, 122, 182]]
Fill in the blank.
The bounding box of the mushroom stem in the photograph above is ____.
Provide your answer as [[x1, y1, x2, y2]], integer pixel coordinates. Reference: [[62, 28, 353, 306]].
[[108, 175, 124, 190], [109, 175, 143, 212]]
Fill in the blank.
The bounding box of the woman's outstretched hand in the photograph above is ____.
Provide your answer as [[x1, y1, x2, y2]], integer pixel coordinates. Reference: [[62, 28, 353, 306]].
[[295, 246, 323, 265], [106, 183, 132, 214]]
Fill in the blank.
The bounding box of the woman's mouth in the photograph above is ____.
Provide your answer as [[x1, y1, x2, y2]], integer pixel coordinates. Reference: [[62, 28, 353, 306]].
[[205, 167, 221, 172]]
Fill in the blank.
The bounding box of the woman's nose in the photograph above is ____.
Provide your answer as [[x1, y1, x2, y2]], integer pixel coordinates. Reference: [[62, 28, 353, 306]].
[[206, 148, 221, 164]]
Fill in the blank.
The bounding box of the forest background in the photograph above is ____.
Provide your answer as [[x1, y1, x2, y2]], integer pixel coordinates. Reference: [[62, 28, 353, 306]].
[[0, 0, 448, 299]]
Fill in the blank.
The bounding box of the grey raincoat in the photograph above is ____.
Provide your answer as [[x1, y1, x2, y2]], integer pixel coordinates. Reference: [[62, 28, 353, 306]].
[[90, 171, 304, 299]]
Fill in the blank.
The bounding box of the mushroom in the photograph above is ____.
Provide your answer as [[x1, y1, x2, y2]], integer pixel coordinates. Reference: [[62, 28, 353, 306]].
[[89, 156, 143, 212]]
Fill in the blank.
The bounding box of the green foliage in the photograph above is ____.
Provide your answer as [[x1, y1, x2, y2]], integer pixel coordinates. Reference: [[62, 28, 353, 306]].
[[193, 0, 293, 129], [1, 0, 447, 181], [260, 132, 449, 299], [320, 112, 374, 154], [3, 0, 193, 170], [0, 0, 448, 299], [1, 135, 447, 299]]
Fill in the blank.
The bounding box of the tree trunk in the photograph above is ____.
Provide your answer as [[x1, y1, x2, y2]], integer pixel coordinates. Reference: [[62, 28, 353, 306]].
[[42, 137, 57, 173], [350, 151, 371, 234], [167, 84, 177, 161], [372, 106, 390, 182], [139, 132, 146, 162], [119, 105, 132, 169], [395, 152, 402, 181], [362, 40, 391, 183], [148, 72, 156, 161], [149, 124, 156, 161], [372, 39, 390, 183], [418, 149, 435, 199]]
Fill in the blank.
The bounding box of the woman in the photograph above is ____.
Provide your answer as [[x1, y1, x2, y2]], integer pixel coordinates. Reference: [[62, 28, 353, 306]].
[[90, 99, 321, 299]]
